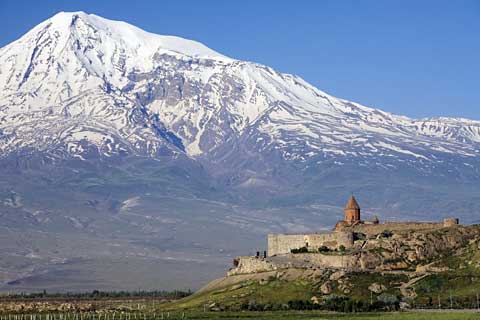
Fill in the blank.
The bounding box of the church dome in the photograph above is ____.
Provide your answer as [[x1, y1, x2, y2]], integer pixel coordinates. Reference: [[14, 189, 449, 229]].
[[345, 196, 360, 210]]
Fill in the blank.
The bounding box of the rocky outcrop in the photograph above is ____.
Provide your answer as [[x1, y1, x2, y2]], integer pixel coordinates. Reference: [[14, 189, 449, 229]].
[[368, 283, 387, 294], [320, 281, 333, 294], [228, 225, 480, 276]]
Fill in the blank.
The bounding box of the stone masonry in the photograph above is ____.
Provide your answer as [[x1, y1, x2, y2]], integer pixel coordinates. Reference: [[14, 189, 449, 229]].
[[267, 231, 354, 256]]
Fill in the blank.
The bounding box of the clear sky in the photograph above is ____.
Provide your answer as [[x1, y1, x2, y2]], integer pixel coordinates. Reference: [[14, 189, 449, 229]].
[[1, 0, 479, 120]]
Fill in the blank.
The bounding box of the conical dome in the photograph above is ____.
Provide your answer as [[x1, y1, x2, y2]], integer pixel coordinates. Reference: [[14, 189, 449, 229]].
[[345, 196, 360, 210]]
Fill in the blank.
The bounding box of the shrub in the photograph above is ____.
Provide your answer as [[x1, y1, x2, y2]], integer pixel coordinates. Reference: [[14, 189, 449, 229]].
[[380, 229, 393, 238], [377, 293, 400, 311], [291, 246, 309, 254], [353, 232, 366, 241], [247, 300, 259, 311], [318, 246, 330, 252], [244, 295, 397, 312]]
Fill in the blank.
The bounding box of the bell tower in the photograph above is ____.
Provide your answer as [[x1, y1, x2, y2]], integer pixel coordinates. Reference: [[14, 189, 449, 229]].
[[344, 195, 361, 223]]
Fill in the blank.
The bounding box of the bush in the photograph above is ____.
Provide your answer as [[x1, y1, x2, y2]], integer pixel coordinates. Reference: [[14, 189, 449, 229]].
[[377, 293, 400, 311], [291, 246, 309, 254], [247, 300, 259, 311], [353, 232, 366, 241], [380, 229, 393, 238], [239, 295, 398, 312], [318, 246, 330, 252], [323, 294, 349, 311]]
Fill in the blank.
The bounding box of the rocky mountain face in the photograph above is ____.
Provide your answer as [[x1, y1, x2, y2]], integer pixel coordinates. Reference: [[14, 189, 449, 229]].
[[0, 12, 479, 291]]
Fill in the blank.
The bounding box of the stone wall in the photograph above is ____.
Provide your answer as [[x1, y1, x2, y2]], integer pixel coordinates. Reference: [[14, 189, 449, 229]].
[[306, 232, 354, 250], [443, 218, 459, 227], [352, 222, 446, 235], [227, 256, 277, 276], [227, 253, 357, 276], [268, 232, 354, 256], [228, 222, 473, 277], [267, 234, 305, 257]]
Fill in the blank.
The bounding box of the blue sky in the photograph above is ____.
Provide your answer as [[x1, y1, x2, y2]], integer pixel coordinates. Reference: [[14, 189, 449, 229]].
[[1, 0, 479, 120]]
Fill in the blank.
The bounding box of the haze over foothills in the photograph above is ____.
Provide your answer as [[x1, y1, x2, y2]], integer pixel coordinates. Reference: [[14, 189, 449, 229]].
[[0, 1, 479, 293]]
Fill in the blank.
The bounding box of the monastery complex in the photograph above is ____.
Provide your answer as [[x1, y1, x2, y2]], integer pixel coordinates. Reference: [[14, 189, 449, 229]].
[[268, 196, 459, 256]]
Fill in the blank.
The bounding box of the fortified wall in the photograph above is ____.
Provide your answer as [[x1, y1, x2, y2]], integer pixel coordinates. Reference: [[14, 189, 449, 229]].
[[228, 253, 356, 276], [229, 221, 470, 276], [227, 256, 278, 276], [267, 196, 362, 257], [266, 196, 460, 257], [229, 196, 463, 277], [267, 231, 353, 256], [350, 219, 460, 236]]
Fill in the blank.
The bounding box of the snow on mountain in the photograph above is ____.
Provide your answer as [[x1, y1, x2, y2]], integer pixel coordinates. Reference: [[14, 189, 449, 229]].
[[0, 11, 479, 172], [1, 12, 480, 292]]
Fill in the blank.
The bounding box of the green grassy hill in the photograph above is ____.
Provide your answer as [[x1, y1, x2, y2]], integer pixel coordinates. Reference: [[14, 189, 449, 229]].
[[165, 226, 480, 312]]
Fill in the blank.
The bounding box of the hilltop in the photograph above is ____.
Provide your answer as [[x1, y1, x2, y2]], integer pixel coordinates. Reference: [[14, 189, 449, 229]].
[[168, 223, 480, 311], [165, 197, 480, 311]]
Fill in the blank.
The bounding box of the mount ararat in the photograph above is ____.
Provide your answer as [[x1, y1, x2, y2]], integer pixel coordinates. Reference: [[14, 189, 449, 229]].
[[0, 12, 479, 291]]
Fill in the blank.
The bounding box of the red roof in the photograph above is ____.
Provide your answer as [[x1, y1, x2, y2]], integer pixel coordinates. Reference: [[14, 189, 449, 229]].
[[345, 196, 360, 210]]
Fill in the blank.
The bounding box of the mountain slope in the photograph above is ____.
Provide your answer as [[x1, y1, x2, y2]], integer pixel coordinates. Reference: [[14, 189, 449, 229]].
[[1, 11, 480, 164], [0, 12, 479, 291]]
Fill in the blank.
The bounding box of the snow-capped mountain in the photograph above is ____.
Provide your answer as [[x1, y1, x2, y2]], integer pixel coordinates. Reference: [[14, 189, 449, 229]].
[[1, 11, 479, 168], [1, 12, 480, 291]]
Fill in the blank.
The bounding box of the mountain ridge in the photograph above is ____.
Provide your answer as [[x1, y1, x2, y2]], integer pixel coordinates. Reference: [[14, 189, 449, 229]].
[[0, 12, 479, 291], [1, 11, 479, 164]]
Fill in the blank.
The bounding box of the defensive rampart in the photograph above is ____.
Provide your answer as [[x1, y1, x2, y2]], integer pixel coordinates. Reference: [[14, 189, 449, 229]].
[[267, 231, 353, 256], [352, 220, 459, 235]]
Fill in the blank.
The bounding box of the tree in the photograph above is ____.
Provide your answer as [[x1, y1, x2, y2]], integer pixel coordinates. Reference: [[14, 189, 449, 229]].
[[291, 246, 309, 254], [318, 246, 330, 252]]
